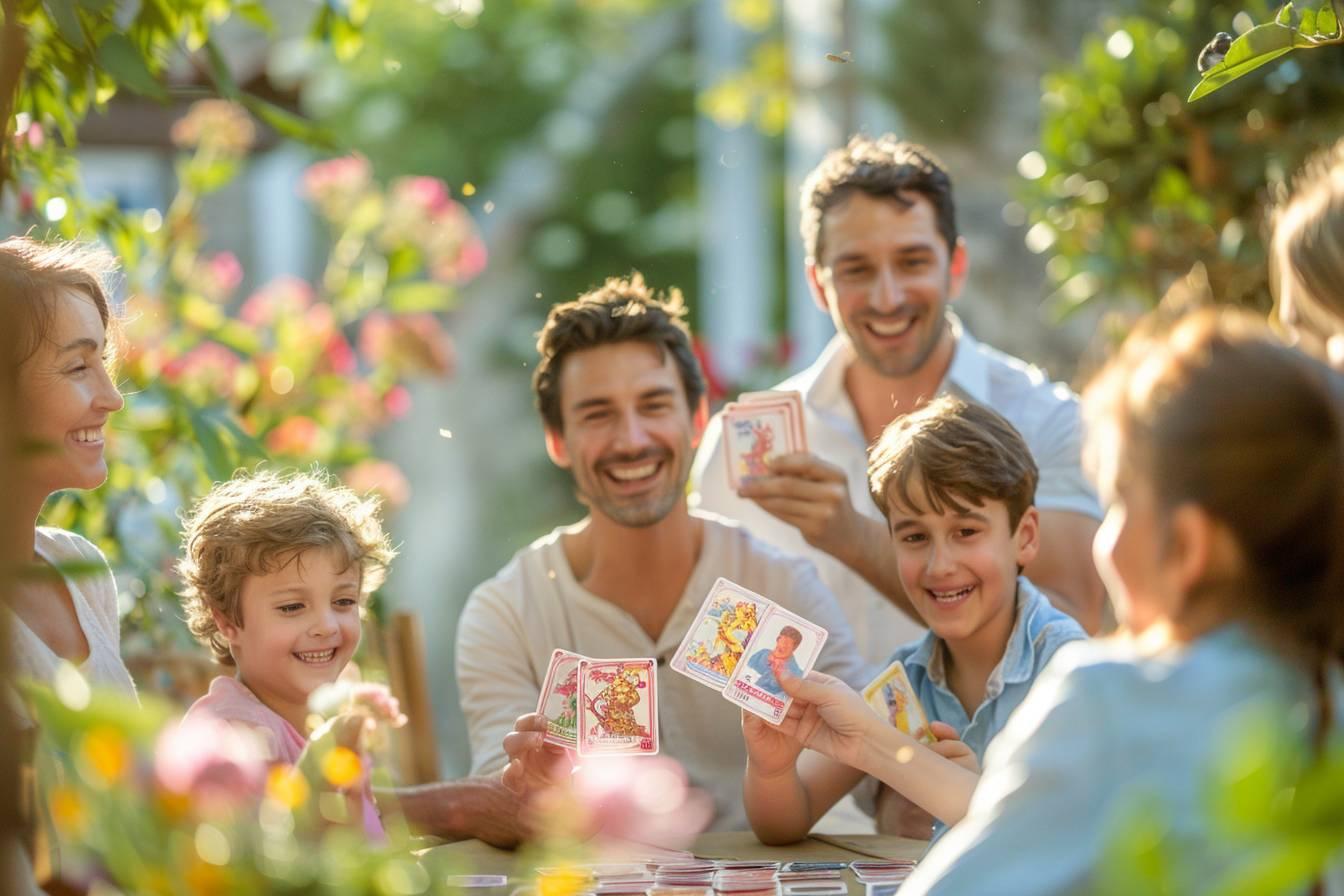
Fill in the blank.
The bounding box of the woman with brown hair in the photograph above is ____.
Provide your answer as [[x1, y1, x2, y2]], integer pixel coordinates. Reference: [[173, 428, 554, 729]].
[[1273, 139, 1344, 370], [1, 236, 135, 700]]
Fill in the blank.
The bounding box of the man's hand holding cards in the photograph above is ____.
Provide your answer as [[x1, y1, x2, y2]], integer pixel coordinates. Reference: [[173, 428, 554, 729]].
[[671, 577, 828, 725], [722, 390, 806, 489], [534, 649, 660, 758]]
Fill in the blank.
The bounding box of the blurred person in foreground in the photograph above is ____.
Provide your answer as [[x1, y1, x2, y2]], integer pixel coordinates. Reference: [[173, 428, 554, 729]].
[[456, 274, 869, 834]]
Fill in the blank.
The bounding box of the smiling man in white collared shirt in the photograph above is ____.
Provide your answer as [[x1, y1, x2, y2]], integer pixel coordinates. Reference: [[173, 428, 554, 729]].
[[691, 135, 1105, 664]]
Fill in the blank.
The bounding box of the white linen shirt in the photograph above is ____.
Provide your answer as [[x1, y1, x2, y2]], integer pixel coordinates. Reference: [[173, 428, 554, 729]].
[[455, 511, 871, 832], [690, 315, 1100, 666]]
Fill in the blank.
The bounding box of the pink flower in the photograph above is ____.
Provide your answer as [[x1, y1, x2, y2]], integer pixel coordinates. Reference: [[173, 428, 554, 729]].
[[302, 155, 372, 221], [239, 277, 316, 326], [360, 312, 454, 378], [265, 416, 321, 456], [343, 460, 411, 511], [391, 176, 452, 217], [161, 342, 241, 393], [206, 251, 244, 295], [154, 715, 266, 810], [324, 332, 358, 376], [432, 233, 488, 284], [383, 385, 412, 418], [566, 756, 713, 850]]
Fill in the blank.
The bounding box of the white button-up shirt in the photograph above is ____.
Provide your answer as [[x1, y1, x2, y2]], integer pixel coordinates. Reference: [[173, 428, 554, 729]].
[[690, 315, 1101, 666]]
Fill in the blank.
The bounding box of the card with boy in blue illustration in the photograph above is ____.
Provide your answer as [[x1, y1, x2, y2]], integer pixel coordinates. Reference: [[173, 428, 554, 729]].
[[723, 605, 828, 725]]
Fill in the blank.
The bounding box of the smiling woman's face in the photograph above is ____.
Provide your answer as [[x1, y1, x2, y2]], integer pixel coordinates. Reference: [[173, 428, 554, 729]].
[[17, 289, 124, 498]]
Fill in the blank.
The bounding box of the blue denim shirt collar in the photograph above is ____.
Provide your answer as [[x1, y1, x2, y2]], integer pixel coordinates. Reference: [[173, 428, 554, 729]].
[[905, 577, 1046, 695]]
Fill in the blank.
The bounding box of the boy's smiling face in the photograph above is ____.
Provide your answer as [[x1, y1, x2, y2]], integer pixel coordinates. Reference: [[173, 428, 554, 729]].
[[216, 546, 363, 730], [887, 487, 1040, 650]]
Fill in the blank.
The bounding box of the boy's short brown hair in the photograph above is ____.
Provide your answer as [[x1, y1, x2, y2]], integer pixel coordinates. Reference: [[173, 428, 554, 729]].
[[177, 468, 397, 666], [867, 396, 1038, 531], [532, 272, 706, 432]]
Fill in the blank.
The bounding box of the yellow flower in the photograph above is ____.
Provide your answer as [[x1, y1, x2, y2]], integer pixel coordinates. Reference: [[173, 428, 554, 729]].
[[49, 786, 86, 835], [321, 746, 363, 789], [265, 765, 310, 809], [77, 725, 131, 787]]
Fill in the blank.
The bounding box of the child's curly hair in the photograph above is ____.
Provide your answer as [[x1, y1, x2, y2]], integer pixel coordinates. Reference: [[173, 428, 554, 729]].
[[177, 468, 397, 666]]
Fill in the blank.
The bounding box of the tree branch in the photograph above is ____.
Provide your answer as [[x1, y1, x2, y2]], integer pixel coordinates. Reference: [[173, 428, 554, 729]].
[[0, 0, 29, 201]]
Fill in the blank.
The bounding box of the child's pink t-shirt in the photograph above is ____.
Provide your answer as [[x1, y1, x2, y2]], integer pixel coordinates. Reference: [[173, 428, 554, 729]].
[[184, 676, 385, 840]]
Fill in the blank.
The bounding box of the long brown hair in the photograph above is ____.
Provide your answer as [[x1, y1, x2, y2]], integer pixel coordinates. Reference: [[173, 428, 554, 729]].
[[0, 235, 119, 368], [1085, 309, 1344, 674]]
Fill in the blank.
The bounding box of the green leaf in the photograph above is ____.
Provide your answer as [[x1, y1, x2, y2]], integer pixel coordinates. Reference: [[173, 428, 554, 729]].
[[1300, 7, 1318, 34], [203, 38, 240, 98], [95, 33, 168, 101], [330, 15, 365, 62], [234, 1, 276, 33], [386, 282, 456, 313], [1278, 2, 1296, 25], [241, 94, 337, 150], [1319, 2, 1339, 35], [1189, 23, 1298, 101], [46, 0, 86, 47]]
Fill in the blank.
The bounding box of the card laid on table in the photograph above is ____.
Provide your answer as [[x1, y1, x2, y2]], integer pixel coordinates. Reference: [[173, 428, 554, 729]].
[[577, 657, 659, 757], [862, 658, 936, 745], [536, 648, 585, 749], [723, 604, 828, 725], [669, 578, 772, 690], [721, 390, 806, 489]]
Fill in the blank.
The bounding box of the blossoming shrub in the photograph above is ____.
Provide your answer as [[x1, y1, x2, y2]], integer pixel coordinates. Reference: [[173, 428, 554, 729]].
[[26, 100, 484, 669]]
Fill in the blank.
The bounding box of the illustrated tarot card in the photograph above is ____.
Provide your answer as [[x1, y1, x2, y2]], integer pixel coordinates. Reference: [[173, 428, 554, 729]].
[[577, 658, 659, 756], [669, 577, 772, 691], [536, 648, 585, 749], [721, 402, 801, 489], [862, 659, 935, 745], [722, 604, 828, 725]]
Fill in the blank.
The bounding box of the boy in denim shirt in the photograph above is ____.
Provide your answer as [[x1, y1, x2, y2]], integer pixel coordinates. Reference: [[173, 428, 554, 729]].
[[742, 396, 1086, 844]]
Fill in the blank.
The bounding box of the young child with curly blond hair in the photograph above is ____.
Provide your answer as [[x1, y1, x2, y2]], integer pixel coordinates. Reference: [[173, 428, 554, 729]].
[[178, 468, 403, 839]]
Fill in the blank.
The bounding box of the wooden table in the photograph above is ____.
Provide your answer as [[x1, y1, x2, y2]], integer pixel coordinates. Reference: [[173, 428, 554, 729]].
[[419, 832, 927, 896]]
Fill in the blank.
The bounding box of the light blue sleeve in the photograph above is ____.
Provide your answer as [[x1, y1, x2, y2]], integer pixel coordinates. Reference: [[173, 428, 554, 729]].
[[1030, 393, 1100, 520], [898, 652, 1111, 896]]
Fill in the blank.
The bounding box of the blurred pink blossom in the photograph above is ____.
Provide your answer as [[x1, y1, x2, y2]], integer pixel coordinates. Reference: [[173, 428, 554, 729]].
[[432, 233, 488, 284], [170, 100, 256, 156], [154, 715, 266, 810], [302, 154, 372, 220], [564, 755, 713, 850], [391, 176, 452, 217], [20, 121, 44, 149], [383, 385, 412, 419], [359, 312, 454, 377], [266, 416, 321, 457], [160, 342, 241, 394], [342, 460, 411, 512], [323, 332, 358, 376], [205, 251, 244, 296], [239, 277, 316, 326]]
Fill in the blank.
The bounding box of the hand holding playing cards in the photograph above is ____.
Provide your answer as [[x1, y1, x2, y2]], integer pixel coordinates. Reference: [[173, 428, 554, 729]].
[[741, 708, 806, 779], [737, 453, 867, 559], [772, 668, 883, 772], [502, 712, 574, 796]]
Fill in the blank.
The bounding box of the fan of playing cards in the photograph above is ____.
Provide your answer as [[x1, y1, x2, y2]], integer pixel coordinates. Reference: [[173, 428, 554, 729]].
[[537, 650, 660, 757], [671, 577, 828, 725], [721, 390, 806, 489]]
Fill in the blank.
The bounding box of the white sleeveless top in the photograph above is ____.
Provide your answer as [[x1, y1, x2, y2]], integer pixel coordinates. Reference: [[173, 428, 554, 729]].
[[8, 527, 138, 701]]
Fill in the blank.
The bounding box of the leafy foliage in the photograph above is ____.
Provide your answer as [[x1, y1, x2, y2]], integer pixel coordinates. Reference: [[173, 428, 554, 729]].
[[1191, 1, 1344, 101], [1020, 0, 1344, 318], [4, 5, 484, 657]]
